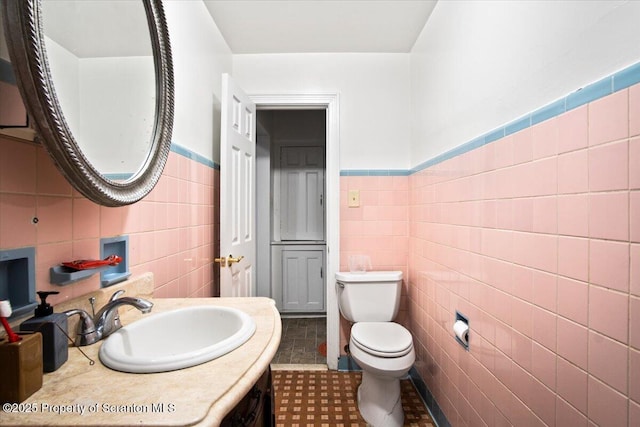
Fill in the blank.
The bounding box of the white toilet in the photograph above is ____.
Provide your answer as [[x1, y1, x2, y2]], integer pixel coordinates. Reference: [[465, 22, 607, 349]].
[[336, 271, 415, 427]]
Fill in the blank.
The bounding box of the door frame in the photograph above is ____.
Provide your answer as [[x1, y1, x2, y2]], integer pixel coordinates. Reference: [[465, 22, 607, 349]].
[[251, 93, 340, 370]]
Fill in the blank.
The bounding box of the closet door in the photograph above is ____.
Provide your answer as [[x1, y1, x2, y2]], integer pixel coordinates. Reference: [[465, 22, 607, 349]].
[[279, 146, 324, 241], [282, 249, 325, 312]]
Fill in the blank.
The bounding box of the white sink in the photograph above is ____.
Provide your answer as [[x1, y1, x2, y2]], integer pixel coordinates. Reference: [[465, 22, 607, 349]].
[[99, 306, 256, 373]]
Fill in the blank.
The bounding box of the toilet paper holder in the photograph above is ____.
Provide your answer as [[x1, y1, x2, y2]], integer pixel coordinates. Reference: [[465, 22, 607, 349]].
[[454, 311, 469, 351]]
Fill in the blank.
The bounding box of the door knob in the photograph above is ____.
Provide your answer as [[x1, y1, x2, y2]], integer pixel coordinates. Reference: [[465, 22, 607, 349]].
[[227, 255, 244, 265], [214, 255, 244, 267]]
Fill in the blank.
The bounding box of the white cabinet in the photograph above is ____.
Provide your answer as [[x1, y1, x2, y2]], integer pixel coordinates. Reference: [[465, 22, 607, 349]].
[[272, 245, 325, 313]]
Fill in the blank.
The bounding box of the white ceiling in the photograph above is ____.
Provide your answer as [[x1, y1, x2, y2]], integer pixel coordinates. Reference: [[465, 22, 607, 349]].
[[203, 0, 438, 54], [36, 1, 438, 58]]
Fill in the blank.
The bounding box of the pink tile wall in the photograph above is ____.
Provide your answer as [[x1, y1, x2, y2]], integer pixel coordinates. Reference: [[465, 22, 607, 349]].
[[408, 84, 640, 427], [339, 175, 409, 348], [0, 135, 219, 308]]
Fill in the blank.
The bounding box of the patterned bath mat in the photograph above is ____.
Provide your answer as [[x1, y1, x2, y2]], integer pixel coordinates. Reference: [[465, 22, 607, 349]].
[[272, 370, 435, 427]]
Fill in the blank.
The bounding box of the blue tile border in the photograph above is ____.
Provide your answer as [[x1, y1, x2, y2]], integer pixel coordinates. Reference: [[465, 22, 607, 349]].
[[170, 143, 219, 170], [408, 367, 449, 427], [87, 144, 219, 178], [505, 115, 530, 136], [614, 62, 640, 92], [340, 169, 411, 177], [103, 173, 134, 181], [337, 355, 362, 371], [565, 77, 612, 111], [484, 127, 505, 144], [531, 98, 566, 125], [340, 60, 640, 177]]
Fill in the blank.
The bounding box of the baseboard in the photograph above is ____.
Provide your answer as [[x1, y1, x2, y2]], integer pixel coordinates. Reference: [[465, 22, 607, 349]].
[[337, 355, 361, 371], [408, 367, 451, 427]]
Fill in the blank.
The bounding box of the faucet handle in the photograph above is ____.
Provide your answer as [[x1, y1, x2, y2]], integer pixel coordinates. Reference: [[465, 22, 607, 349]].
[[107, 290, 125, 330], [64, 309, 99, 346], [109, 290, 125, 302]]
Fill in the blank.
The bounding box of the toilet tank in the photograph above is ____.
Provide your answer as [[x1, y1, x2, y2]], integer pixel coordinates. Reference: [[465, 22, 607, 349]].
[[335, 271, 403, 322]]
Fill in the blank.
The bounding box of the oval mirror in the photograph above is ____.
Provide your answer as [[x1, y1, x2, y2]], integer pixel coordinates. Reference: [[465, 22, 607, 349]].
[[1, 0, 174, 206]]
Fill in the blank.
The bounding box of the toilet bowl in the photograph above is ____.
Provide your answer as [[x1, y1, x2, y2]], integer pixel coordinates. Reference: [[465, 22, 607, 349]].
[[336, 271, 415, 427], [349, 322, 416, 426]]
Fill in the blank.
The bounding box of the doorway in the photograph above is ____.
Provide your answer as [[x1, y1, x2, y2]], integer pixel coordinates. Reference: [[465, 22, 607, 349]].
[[251, 94, 340, 370], [257, 110, 327, 365], [256, 109, 326, 314]]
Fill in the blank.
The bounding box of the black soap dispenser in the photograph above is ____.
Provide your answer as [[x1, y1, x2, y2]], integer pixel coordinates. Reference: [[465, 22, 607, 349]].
[[20, 291, 68, 372]]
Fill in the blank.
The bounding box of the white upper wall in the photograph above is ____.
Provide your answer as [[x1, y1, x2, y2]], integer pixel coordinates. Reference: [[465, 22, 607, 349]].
[[164, 0, 232, 163], [232, 53, 412, 170], [410, 0, 640, 167]]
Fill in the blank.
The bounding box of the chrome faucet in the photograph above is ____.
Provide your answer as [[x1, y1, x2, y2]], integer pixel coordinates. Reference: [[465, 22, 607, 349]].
[[65, 291, 153, 346]]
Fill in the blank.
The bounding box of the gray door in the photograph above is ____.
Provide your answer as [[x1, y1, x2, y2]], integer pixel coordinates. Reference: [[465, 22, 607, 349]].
[[279, 146, 325, 241], [282, 248, 325, 312]]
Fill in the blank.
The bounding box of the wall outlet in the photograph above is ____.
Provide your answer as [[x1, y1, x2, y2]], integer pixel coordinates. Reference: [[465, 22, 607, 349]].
[[348, 190, 360, 207]]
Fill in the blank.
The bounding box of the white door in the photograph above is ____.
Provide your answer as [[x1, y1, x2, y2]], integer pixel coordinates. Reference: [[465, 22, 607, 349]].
[[218, 74, 256, 297]]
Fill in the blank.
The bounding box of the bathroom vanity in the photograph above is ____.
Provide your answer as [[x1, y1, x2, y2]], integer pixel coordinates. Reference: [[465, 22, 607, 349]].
[[0, 274, 282, 426]]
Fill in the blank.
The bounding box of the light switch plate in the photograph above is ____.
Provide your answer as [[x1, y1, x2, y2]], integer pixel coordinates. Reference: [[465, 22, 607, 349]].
[[348, 190, 360, 207]]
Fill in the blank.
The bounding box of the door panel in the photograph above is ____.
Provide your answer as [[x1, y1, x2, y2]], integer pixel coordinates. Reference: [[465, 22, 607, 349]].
[[219, 74, 256, 297], [280, 146, 324, 241], [282, 249, 325, 312]]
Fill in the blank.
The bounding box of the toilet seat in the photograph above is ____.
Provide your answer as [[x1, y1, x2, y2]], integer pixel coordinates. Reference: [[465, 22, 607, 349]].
[[351, 322, 413, 358]]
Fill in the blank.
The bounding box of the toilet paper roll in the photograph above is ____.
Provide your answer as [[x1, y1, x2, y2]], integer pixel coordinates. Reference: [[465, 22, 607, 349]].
[[453, 320, 469, 346]]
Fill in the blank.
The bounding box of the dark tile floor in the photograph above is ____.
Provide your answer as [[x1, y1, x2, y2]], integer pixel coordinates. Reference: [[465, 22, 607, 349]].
[[273, 317, 327, 365]]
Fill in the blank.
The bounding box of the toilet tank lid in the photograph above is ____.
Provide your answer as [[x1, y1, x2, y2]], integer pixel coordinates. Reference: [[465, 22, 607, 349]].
[[335, 271, 402, 282]]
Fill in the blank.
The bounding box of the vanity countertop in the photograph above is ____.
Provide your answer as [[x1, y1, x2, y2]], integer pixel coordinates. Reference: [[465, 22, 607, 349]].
[[1, 294, 282, 426]]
